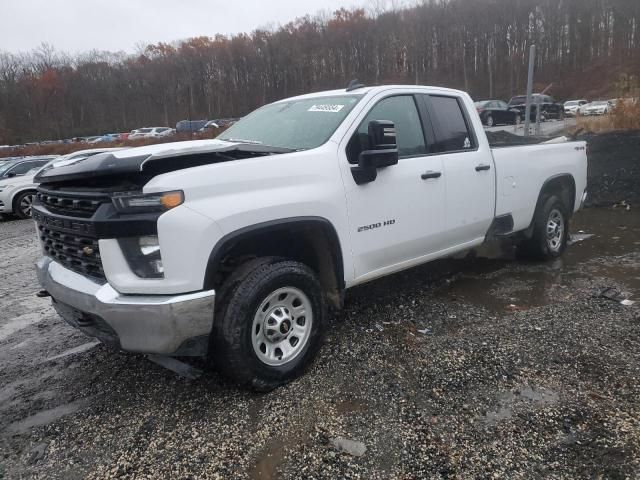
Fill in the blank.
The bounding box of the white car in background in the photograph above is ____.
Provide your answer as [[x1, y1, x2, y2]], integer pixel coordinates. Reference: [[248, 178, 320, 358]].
[[0, 148, 123, 218], [579, 100, 614, 116], [564, 99, 588, 117], [129, 127, 175, 139]]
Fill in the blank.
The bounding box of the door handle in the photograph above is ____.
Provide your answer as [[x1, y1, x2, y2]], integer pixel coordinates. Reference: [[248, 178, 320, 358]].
[[475, 164, 491, 171], [421, 171, 442, 180]]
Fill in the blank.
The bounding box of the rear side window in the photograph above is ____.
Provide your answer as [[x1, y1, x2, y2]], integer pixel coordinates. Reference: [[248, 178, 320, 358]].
[[428, 96, 475, 153], [6, 161, 43, 176], [348, 95, 427, 163]]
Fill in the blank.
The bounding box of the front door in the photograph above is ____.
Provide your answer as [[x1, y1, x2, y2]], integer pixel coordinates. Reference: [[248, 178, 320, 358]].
[[338, 93, 447, 283]]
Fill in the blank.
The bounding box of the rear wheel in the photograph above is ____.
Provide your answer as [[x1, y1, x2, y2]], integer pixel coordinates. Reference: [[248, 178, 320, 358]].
[[14, 190, 36, 219], [514, 115, 522, 126], [517, 194, 569, 260], [210, 257, 326, 391], [486, 115, 494, 127]]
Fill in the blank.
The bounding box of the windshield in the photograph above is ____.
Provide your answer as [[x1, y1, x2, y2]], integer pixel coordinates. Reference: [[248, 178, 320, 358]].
[[592, 101, 608, 105], [565, 101, 579, 106], [218, 95, 363, 150], [474, 101, 490, 108]]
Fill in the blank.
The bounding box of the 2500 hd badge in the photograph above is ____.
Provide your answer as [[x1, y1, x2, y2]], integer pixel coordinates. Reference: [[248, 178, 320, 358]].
[[358, 219, 396, 232]]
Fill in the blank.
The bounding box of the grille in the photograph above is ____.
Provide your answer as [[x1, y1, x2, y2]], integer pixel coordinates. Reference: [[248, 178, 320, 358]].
[[36, 190, 107, 218], [38, 224, 105, 280]]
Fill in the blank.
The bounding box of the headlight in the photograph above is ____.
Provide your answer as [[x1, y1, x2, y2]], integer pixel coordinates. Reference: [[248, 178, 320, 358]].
[[111, 190, 184, 213], [119, 235, 164, 278], [0, 185, 13, 192]]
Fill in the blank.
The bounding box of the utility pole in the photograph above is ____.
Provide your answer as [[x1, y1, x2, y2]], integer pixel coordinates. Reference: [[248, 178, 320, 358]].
[[524, 45, 536, 137]]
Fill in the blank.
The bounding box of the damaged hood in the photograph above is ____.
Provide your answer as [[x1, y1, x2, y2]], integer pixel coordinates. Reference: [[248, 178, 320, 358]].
[[35, 139, 292, 184]]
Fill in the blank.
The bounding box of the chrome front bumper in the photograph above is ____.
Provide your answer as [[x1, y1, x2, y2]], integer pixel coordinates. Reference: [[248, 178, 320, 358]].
[[36, 257, 216, 355]]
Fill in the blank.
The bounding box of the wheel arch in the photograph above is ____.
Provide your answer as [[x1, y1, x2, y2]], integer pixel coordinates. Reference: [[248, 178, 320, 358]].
[[11, 187, 37, 214], [204, 216, 345, 308], [524, 173, 576, 237]]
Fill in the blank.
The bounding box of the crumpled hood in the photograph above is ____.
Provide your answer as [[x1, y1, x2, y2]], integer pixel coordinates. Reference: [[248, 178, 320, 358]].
[[35, 139, 290, 184]]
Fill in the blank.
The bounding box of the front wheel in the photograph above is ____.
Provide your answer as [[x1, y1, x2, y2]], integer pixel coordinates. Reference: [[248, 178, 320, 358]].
[[14, 190, 36, 219], [486, 115, 494, 127], [210, 257, 326, 391], [517, 194, 569, 260]]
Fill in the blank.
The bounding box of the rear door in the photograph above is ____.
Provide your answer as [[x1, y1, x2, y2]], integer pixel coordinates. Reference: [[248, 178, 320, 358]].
[[423, 94, 495, 247], [338, 93, 447, 282]]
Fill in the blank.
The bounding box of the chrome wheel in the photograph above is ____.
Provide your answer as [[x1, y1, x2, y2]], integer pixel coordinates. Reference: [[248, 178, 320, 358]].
[[251, 287, 313, 366], [19, 194, 34, 217], [546, 208, 564, 252], [486, 115, 494, 127]]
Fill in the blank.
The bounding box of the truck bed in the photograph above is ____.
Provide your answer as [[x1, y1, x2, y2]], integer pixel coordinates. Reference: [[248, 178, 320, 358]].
[[491, 139, 588, 233]]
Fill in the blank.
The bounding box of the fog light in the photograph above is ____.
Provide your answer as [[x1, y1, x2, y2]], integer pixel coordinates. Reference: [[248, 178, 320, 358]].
[[119, 235, 164, 278]]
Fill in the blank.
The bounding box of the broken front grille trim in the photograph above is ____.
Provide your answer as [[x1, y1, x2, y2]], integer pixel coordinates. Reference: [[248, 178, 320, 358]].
[[37, 223, 105, 281]]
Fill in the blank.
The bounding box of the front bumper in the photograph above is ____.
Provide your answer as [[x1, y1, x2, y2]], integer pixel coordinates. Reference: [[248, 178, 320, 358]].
[[36, 257, 215, 356]]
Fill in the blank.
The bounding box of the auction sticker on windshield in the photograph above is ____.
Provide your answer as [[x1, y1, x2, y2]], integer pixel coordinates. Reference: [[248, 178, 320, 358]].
[[308, 104, 345, 113]]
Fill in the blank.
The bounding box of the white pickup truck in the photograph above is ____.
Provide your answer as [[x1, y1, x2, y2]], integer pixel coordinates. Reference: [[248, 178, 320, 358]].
[[33, 85, 587, 390]]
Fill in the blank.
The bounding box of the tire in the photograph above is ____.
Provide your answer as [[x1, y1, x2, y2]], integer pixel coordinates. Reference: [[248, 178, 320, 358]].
[[14, 190, 36, 219], [517, 194, 569, 261], [209, 257, 326, 391], [486, 115, 494, 127], [514, 115, 522, 126]]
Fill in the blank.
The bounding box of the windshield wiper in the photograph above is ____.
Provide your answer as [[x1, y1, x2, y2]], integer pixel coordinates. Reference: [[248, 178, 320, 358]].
[[219, 138, 298, 153], [221, 138, 263, 144]]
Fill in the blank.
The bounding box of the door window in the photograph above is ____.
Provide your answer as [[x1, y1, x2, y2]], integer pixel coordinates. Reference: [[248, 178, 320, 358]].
[[348, 95, 426, 163], [5, 161, 43, 177], [428, 96, 476, 153]]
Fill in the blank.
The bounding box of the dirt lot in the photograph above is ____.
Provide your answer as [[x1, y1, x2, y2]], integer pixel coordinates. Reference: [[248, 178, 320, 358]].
[[1, 134, 639, 479]]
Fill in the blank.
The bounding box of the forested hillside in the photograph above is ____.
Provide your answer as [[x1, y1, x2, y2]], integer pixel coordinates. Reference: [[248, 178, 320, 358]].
[[0, 0, 638, 143]]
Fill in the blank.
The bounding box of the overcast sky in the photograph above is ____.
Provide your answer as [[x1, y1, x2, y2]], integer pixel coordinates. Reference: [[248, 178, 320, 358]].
[[1, 0, 376, 54]]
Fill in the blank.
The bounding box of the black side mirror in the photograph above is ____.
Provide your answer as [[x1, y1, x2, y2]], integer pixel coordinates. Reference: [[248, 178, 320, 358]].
[[351, 120, 399, 185], [6, 172, 16, 178]]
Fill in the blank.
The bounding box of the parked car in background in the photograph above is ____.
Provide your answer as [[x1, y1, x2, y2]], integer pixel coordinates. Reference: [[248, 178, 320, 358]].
[[564, 100, 589, 117], [0, 149, 123, 218], [89, 133, 120, 143], [579, 100, 614, 116], [474, 100, 523, 127], [508, 94, 564, 120], [0, 156, 59, 218], [198, 120, 221, 132], [129, 127, 175, 139], [176, 120, 208, 133]]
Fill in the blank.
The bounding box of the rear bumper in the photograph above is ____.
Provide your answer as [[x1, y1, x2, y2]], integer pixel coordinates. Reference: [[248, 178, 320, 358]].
[[36, 257, 215, 356]]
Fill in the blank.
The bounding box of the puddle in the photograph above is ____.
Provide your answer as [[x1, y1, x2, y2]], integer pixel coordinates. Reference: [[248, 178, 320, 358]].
[[249, 438, 290, 480], [5, 399, 90, 434], [335, 398, 369, 415], [439, 208, 640, 312], [483, 386, 559, 425]]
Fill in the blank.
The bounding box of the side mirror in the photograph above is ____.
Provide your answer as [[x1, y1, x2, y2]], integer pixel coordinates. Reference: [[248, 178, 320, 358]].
[[6, 172, 16, 178], [351, 120, 399, 185]]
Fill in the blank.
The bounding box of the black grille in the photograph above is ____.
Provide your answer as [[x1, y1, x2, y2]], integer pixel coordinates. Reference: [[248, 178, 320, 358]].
[[36, 190, 107, 218], [38, 224, 105, 280]]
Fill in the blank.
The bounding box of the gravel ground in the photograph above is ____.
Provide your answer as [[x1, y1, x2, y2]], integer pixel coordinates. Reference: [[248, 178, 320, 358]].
[[0, 206, 638, 479], [581, 130, 640, 207]]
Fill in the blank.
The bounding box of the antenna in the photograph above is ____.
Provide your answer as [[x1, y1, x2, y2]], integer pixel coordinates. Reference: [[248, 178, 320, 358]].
[[346, 79, 366, 92]]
